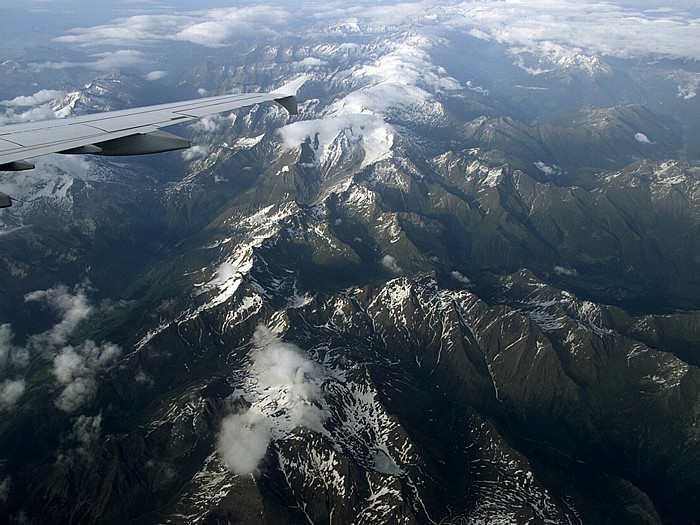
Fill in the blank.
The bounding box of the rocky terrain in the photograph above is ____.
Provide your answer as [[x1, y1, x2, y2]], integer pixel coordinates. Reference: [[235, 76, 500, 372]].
[[1, 11, 700, 525]]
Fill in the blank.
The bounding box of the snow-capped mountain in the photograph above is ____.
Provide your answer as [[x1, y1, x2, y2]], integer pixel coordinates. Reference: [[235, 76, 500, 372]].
[[1, 12, 700, 525]]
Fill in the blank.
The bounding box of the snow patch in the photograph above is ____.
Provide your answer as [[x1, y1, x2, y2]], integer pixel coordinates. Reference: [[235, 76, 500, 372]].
[[234, 133, 264, 149]]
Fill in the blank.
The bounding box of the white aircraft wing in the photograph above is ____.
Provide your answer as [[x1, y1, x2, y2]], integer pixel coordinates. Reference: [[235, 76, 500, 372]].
[[0, 76, 307, 172]]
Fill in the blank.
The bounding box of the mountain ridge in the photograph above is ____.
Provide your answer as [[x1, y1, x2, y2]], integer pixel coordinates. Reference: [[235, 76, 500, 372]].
[[2, 25, 700, 524]]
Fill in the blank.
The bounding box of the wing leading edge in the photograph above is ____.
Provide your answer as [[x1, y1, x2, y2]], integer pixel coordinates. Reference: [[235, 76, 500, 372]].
[[0, 76, 307, 207]]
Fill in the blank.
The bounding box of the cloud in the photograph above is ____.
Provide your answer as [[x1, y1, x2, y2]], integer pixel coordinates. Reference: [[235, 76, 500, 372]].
[[0, 379, 26, 410], [349, 37, 461, 105], [34, 154, 95, 179], [0, 325, 14, 359], [249, 328, 325, 431], [312, 1, 700, 62], [32, 50, 149, 72], [217, 325, 326, 475], [90, 50, 148, 71], [28, 1, 700, 62], [55, 377, 96, 413], [310, 0, 438, 27], [54, 5, 292, 48], [534, 161, 562, 176], [0, 104, 59, 126], [0, 88, 70, 126], [554, 265, 578, 277], [53, 341, 121, 412], [69, 413, 103, 451], [634, 132, 652, 144], [145, 70, 167, 81], [181, 144, 209, 161], [1, 283, 121, 413], [0, 324, 29, 372], [217, 410, 272, 475], [440, 1, 700, 62], [280, 113, 392, 168], [451, 271, 471, 285], [25, 283, 94, 350], [1, 90, 66, 107], [382, 255, 403, 274], [189, 115, 224, 134], [292, 57, 328, 69]]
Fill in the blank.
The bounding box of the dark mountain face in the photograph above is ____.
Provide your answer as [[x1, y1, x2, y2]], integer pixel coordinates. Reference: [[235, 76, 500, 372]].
[[1, 19, 700, 525]]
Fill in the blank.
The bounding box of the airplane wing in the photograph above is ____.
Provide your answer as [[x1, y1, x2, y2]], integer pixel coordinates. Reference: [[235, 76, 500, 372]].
[[0, 76, 307, 207]]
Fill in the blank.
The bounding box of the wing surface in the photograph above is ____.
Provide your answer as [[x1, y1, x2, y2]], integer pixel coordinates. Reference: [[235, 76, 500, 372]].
[[0, 76, 307, 170]]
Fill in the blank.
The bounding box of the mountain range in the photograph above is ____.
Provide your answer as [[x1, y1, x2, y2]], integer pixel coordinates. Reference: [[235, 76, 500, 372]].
[[1, 15, 700, 525]]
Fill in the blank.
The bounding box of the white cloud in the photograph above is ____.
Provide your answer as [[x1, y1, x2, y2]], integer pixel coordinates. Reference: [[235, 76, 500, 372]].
[[91, 50, 148, 71], [441, 1, 700, 62], [217, 410, 272, 475], [189, 115, 223, 134], [1, 283, 121, 413], [25, 283, 94, 350], [181, 144, 209, 161], [451, 271, 471, 285], [0, 325, 14, 362], [311, 0, 438, 28], [465, 80, 488, 95], [34, 154, 95, 179], [554, 265, 579, 277], [309, 1, 700, 62], [678, 85, 697, 100], [248, 328, 325, 431], [69, 413, 103, 450], [145, 70, 167, 81], [634, 132, 652, 144], [0, 324, 29, 372], [217, 325, 326, 475], [382, 255, 403, 274], [53, 340, 121, 412], [1, 90, 66, 107], [0, 104, 59, 126], [55, 377, 97, 413], [28, 61, 78, 70], [54, 6, 292, 48], [349, 37, 461, 106], [0, 379, 26, 410], [534, 161, 562, 176], [30, 1, 700, 62], [279, 113, 393, 169], [30, 50, 148, 72], [292, 57, 328, 69]]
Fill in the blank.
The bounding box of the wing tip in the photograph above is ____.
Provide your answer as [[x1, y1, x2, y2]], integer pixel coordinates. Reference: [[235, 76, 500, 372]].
[[271, 75, 309, 97], [271, 76, 309, 115]]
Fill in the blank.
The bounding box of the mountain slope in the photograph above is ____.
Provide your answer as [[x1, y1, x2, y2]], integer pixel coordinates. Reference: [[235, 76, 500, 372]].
[[1, 23, 700, 525]]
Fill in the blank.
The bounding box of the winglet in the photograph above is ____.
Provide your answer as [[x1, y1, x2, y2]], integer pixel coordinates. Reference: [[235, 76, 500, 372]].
[[271, 76, 309, 115]]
